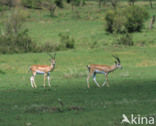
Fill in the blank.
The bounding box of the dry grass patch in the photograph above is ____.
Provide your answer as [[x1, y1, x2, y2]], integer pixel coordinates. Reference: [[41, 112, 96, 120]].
[[136, 60, 156, 67]]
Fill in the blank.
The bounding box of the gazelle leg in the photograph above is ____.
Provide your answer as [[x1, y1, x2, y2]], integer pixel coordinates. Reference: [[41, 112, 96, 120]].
[[30, 76, 34, 88], [30, 72, 37, 88], [93, 72, 100, 87], [32, 73, 37, 88], [102, 79, 106, 87], [87, 72, 92, 88], [102, 74, 107, 87], [106, 74, 109, 87], [47, 75, 51, 87], [33, 78, 37, 88], [33, 72, 37, 88], [43, 73, 47, 88]]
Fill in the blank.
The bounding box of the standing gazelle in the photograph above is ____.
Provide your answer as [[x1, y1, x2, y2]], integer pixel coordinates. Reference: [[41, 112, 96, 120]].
[[87, 56, 122, 88], [29, 53, 56, 88]]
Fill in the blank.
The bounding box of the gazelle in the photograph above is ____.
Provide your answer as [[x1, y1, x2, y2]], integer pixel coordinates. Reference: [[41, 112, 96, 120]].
[[87, 56, 122, 88], [29, 53, 56, 88]]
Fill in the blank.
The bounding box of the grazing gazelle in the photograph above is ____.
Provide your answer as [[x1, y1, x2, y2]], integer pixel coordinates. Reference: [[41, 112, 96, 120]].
[[87, 56, 122, 88], [29, 53, 56, 88]]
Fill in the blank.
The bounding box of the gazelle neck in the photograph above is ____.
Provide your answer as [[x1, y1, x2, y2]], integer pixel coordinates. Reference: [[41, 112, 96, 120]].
[[50, 62, 55, 70], [109, 64, 117, 73], [50, 62, 55, 67]]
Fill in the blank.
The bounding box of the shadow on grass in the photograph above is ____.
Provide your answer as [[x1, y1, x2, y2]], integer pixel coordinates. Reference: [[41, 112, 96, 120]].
[[0, 78, 155, 111], [0, 70, 5, 75]]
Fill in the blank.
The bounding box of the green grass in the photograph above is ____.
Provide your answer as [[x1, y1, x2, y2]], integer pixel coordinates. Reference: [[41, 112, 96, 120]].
[[0, 1, 156, 48], [0, 1, 156, 126], [1, 1, 149, 48], [0, 47, 156, 126]]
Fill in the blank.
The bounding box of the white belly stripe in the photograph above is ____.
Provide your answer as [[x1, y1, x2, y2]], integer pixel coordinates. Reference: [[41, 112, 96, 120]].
[[95, 70, 106, 74], [36, 70, 45, 74], [36, 70, 50, 75]]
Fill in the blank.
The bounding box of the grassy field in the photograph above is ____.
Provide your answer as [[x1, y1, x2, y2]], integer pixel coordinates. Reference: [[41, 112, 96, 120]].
[[0, 47, 156, 126], [0, 1, 156, 126], [23, 1, 156, 47]]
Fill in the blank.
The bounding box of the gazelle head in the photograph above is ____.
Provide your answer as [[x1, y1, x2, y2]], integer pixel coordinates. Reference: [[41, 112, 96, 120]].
[[48, 53, 56, 65], [113, 55, 122, 69]]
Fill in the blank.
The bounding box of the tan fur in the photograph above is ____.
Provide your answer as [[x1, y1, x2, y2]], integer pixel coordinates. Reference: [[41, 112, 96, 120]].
[[30, 59, 55, 88], [87, 60, 122, 88], [89, 64, 117, 73], [30, 64, 54, 73]]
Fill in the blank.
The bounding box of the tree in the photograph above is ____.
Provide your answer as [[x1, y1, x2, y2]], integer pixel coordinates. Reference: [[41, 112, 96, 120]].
[[67, 0, 85, 11], [49, 4, 56, 17], [149, 0, 153, 8], [128, 0, 135, 6], [98, 0, 108, 8], [110, 0, 119, 9], [149, 15, 155, 29]]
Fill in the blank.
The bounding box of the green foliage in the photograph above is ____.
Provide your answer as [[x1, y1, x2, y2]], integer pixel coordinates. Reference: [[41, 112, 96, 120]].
[[116, 33, 134, 46], [105, 6, 149, 33], [49, 4, 56, 17], [0, 47, 156, 126], [128, 0, 135, 5], [22, 0, 42, 9], [0, 9, 36, 54], [70, 0, 86, 6], [22, 0, 64, 9], [37, 42, 59, 52], [54, 0, 64, 8], [0, 5, 9, 11], [125, 6, 149, 32], [59, 33, 75, 49], [0, 30, 36, 54]]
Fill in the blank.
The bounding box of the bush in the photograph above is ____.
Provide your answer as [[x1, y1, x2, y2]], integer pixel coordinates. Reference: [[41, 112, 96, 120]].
[[22, 0, 42, 9], [54, 0, 63, 8], [0, 9, 37, 54], [37, 42, 59, 52], [22, 0, 64, 9], [49, 4, 56, 17], [116, 33, 134, 46], [58, 33, 75, 49], [0, 5, 9, 12], [0, 30, 37, 54], [125, 6, 149, 32], [105, 6, 149, 33], [69, 0, 86, 6]]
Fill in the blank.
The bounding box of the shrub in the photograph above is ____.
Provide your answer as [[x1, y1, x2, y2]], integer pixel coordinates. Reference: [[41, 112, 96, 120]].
[[22, 0, 42, 9], [54, 0, 64, 8], [69, 0, 86, 6], [37, 42, 59, 52], [58, 33, 75, 49], [22, 0, 64, 9], [116, 33, 134, 46], [125, 6, 149, 32], [49, 4, 56, 17], [105, 6, 149, 33], [0, 9, 37, 54], [0, 30, 36, 54], [0, 5, 9, 12], [0, 0, 21, 7]]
